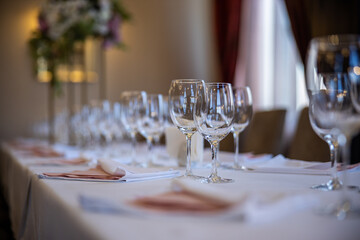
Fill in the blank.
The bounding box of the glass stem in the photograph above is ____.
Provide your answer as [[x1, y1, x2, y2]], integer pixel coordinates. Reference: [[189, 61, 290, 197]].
[[154, 135, 160, 145], [147, 137, 154, 165], [131, 133, 136, 165], [185, 133, 194, 176], [233, 132, 240, 167], [327, 140, 339, 181], [153, 135, 160, 158], [210, 141, 219, 178], [337, 134, 350, 220]]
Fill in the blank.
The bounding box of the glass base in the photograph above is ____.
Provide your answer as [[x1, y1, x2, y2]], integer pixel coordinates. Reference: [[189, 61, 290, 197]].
[[177, 172, 207, 182], [201, 174, 234, 184], [311, 178, 342, 191]]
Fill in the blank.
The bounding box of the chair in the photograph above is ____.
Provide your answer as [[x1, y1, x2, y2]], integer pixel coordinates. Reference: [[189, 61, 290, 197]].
[[240, 109, 287, 155], [286, 107, 329, 162], [220, 109, 287, 155], [219, 132, 235, 152]]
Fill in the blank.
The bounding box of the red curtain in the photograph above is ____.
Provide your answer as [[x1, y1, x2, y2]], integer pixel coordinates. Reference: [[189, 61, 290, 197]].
[[284, 0, 311, 64], [214, 0, 242, 84]]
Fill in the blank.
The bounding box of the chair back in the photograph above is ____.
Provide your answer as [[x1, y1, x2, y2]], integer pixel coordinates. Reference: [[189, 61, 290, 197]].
[[220, 109, 287, 155], [286, 107, 329, 162], [241, 109, 287, 155]]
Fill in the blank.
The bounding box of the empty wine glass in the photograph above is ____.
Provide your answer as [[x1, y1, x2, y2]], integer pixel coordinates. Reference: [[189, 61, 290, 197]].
[[333, 38, 360, 219], [153, 96, 169, 148], [306, 34, 360, 218], [194, 82, 235, 183], [227, 86, 253, 170], [308, 95, 342, 191], [138, 94, 165, 167], [112, 102, 126, 142], [169, 79, 205, 179], [162, 95, 173, 127], [120, 91, 147, 166], [307, 35, 356, 192]]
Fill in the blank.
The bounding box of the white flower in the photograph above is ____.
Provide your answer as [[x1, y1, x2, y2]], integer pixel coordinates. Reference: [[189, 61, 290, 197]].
[[42, 0, 91, 40], [99, 0, 111, 21]]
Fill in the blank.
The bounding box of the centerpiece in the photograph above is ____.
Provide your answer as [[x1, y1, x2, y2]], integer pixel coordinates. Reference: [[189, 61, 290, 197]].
[[28, 0, 131, 144]]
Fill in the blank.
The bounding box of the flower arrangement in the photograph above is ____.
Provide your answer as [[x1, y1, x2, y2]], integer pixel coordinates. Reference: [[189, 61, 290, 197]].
[[29, 0, 131, 90]]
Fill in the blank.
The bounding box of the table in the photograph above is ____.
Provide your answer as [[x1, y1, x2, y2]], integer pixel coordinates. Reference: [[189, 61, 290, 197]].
[[1, 141, 359, 240]]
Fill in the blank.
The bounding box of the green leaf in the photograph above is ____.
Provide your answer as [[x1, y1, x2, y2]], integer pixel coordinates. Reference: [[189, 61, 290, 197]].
[[113, 0, 132, 21]]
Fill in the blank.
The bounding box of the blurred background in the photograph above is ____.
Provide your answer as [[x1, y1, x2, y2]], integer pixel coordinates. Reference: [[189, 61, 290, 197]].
[[0, 0, 220, 140], [0, 0, 359, 142]]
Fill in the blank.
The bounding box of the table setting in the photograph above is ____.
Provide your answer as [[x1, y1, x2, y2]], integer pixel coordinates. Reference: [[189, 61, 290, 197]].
[[2, 34, 360, 238], [1, 134, 360, 239]]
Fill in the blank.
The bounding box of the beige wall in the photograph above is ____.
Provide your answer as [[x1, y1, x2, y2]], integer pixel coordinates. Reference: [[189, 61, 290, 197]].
[[0, 0, 220, 140]]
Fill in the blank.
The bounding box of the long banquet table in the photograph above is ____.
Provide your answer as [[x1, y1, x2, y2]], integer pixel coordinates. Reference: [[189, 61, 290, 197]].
[[0, 140, 360, 240]]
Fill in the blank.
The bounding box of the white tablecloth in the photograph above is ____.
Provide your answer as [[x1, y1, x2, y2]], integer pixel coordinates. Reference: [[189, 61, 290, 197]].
[[1, 142, 360, 240]]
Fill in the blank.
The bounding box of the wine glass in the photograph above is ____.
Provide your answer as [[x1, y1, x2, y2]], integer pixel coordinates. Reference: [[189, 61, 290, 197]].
[[169, 79, 205, 179], [227, 86, 253, 170], [308, 95, 342, 191], [306, 34, 360, 218], [194, 82, 235, 183], [138, 94, 165, 167], [162, 95, 173, 127], [153, 96, 170, 148], [112, 102, 126, 143], [120, 91, 147, 166]]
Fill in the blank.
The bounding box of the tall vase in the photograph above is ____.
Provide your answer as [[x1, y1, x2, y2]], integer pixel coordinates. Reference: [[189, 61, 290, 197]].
[[66, 38, 103, 146], [67, 41, 85, 145], [34, 47, 56, 144], [83, 37, 104, 100]]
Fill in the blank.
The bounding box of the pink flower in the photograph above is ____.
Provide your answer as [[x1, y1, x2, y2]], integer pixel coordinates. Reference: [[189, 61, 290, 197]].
[[103, 14, 122, 48], [38, 14, 48, 33]]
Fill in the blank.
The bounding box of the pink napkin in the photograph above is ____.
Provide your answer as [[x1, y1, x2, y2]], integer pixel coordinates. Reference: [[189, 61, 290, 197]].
[[42, 159, 179, 182], [43, 165, 125, 180], [9, 141, 64, 158], [29, 146, 64, 158], [33, 157, 89, 166], [129, 190, 233, 213], [337, 162, 360, 171]]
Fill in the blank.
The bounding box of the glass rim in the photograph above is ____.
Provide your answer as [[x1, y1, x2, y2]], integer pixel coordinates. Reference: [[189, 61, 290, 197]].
[[205, 82, 232, 86], [171, 79, 205, 83], [146, 93, 163, 97], [232, 86, 251, 90], [121, 90, 146, 94], [310, 34, 360, 46], [120, 90, 146, 98]]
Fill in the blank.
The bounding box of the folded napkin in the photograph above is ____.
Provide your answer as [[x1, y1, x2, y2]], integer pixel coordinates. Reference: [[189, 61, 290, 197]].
[[29, 157, 90, 166], [242, 153, 273, 162], [337, 162, 360, 172], [255, 155, 360, 174], [129, 179, 237, 213], [79, 179, 240, 217], [138, 179, 318, 222], [43, 166, 123, 180], [8, 141, 64, 158], [129, 180, 242, 215], [129, 191, 231, 213], [248, 155, 333, 175], [41, 159, 180, 182], [80, 179, 318, 222], [220, 152, 272, 163], [219, 153, 273, 169]]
